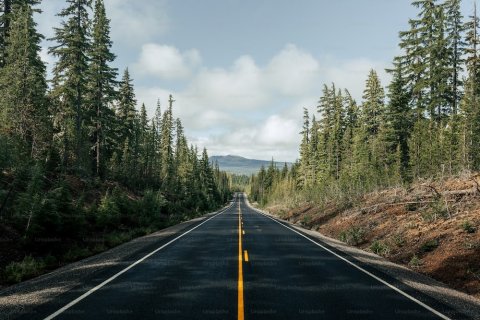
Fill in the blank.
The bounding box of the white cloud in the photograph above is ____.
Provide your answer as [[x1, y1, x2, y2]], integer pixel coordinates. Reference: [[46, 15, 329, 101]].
[[105, 0, 169, 46], [187, 55, 268, 109], [189, 114, 301, 162], [322, 57, 391, 100], [258, 115, 299, 146], [134, 44, 201, 79], [131, 44, 392, 162], [265, 44, 320, 96], [37, 1, 169, 49]]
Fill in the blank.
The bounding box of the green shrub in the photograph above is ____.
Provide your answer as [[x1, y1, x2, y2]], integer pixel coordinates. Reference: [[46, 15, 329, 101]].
[[301, 215, 312, 226], [339, 226, 366, 245], [92, 243, 108, 254], [370, 240, 390, 256], [96, 191, 121, 229], [393, 233, 406, 247], [63, 246, 92, 262], [105, 231, 133, 248], [429, 200, 449, 219], [409, 254, 422, 267], [138, 190, 166, 227], [420, 239, 439, 253], [461, 220, 476, 233], [405, 203, 418, 212], [3, 256, 45, 284], [421, 211, 435, 222], [43, 255, 58, 268]]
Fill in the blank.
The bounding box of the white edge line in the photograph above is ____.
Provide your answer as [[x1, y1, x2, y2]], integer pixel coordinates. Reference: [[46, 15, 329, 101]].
[[43, 203, 234, 320], [246, 202, 451, 320]]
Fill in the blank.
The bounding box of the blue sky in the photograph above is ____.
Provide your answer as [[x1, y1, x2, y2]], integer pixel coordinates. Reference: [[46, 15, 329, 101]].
[[37, 0, 474, 161]]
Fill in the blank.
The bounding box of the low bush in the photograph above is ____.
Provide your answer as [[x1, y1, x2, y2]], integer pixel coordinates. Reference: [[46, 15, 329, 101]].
[[339, 226, 366, 246], [3, 256, 45, 284], [420, 239, 439, 253], [409, 254, 422, 268], [370, 240, 390, 256], [461, 220, 476, 233], [62, 246, 92, 262], [393, 233, 406, 247]]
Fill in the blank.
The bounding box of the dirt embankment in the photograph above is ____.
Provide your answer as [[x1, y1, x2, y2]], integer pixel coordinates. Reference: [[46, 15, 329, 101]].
[[265, 175, 480, 299]]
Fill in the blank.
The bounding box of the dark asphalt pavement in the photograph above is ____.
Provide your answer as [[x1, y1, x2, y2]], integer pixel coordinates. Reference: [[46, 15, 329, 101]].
[[25, 194, 459, 319]]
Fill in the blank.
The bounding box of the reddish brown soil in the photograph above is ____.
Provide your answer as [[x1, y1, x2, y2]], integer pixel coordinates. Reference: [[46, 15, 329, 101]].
[[266, 176, 480, 299]]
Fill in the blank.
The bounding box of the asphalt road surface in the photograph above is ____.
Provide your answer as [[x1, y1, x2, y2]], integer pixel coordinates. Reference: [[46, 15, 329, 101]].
[[24, 194, 458, 319]]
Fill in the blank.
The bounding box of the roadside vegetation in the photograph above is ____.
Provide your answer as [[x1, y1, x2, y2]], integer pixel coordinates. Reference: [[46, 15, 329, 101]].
[[248, 0, 480, 298], [0, 0, 231, 286]]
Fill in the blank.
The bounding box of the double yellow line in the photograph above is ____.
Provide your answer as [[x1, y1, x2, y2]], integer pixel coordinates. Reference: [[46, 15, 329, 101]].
[[238, 200, 244, 320]]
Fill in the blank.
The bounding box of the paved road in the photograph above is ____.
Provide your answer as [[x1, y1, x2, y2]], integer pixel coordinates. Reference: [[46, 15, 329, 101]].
[[22, 194, 460, 319]]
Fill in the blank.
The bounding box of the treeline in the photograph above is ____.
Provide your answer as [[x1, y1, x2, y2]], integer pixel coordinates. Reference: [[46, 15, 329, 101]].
[[0, 0, 230, 281], [250, 0, 480, 206]]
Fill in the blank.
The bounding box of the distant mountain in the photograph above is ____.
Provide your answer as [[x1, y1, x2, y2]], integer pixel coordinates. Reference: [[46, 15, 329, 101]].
[[210, 155, 292, 175]]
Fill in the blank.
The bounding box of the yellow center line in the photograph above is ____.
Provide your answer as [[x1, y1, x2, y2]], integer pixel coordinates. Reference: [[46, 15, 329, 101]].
[[238, 200, 244, 320], [244, 250, 249, 262]]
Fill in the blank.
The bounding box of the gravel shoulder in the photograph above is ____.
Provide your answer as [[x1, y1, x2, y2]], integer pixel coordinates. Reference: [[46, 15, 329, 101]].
[[0, 205, 231, 320], [246, 198, 480, 320]]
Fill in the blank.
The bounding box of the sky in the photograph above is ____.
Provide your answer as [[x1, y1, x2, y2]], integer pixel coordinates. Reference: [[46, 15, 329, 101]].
[[36, 0, 474, 162]]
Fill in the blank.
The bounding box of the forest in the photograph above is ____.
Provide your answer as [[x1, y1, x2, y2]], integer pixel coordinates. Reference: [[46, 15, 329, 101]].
[[0, 0, 231, 284], [250, 0, 480, 207]]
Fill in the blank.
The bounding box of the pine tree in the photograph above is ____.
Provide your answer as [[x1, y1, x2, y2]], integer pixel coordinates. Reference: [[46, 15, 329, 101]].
[[332, 88, 345, 179], [87, 0, 117, 177], [461, 3, 480, 170], [397, 0, 443, 119], [0, 0, 11, 67], [200, 147, 217, 208], [160, 95, 174, 188], [386, 62, 412, 181], [308, 116, 319, 184], [340, 90, 358, 179], [117, 68, 136, 147], [298, 108, 310, 188], [444, 0, 465, 115], [361, 69, 385, 137], [49, 0, 92, 171], [343, 89, 359, 146], [0, 1, 49, 158]]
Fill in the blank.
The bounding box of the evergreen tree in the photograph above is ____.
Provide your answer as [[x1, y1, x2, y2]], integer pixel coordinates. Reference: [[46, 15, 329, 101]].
[[49, 0, 92, 171], [160, 95, 175, 188], [332, 88, 345, 179], [298, 108, 310, 187], [0, 0, 12, 67], [444, 0, 465, 115], [461, 3, 480, 170], [361, 69, 385, 136], [0, 1, 49, 158], [87, 0, 117, 177], [117, 68, 136, 147], [386, 63, 412, 181]]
